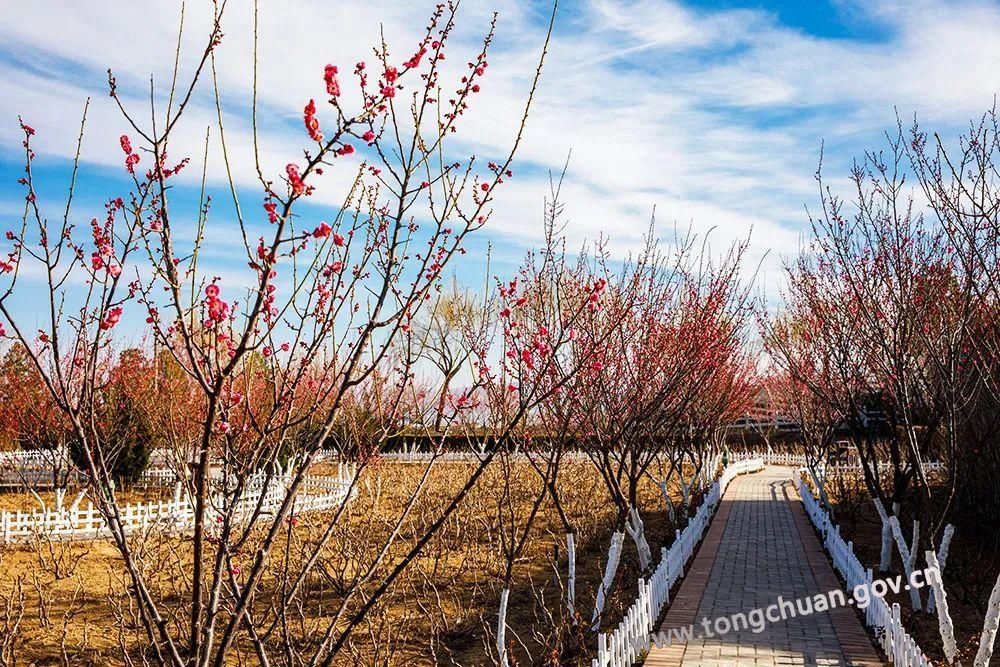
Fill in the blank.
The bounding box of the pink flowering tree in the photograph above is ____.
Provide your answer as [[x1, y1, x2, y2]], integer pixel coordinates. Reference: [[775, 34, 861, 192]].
[[574, 232, 755, 630], [0, 3, 570, 664], [0, 345, 80, 507], [764, 129, 978, 615], [904, 110, 1000, 664], [478, 182, 619, 658], [756, 367, 841, 506]]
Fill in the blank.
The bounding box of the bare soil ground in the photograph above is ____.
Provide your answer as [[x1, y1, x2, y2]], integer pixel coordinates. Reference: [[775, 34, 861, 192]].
[[825, 472, 999, 665]]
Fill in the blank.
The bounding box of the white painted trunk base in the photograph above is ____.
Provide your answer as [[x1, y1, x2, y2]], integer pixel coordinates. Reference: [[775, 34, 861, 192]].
[[625, 507, 652, 571], [888, 515, 922, 611], [928, 525, 955, 615], [591, 531, 624, 630], [566, 532, 576, 620], [872, 497, 893, 572], [925, 550, 958, 664], [974, 569, 1000, 667], [497, 588, 510, 667]]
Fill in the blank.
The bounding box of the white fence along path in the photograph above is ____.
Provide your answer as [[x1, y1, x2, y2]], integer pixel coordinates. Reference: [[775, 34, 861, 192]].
[[591, 457, 766, 667], [795, 473, 932, 667], [367, 448, 943, 478]]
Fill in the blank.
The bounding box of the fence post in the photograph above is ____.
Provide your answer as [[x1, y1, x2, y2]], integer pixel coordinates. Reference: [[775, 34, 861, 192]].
[[637, 578, 648, 641], [674, 529, 683, 578], [661, 546, 669, 604], [891, 602, 902, 662], [862, 567, 874, 627]]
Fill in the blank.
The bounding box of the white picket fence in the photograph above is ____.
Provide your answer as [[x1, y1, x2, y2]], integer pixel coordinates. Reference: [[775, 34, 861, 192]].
[[591, 457, 765, 667], [382, 448, 944, 475], [0, 448, 87, 488], [734, 450, 943, 476], [2, 448, 190, 488], [795, 474, 932, 666], [379, 450, 490, 462], [0, 466, 354, 544], [0, 449, 53, 465], [378, 450, 594, 463]]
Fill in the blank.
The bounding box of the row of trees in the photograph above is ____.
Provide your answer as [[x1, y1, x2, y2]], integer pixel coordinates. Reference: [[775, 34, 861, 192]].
[[763, 115, 1000, 665], [0, 4, 760, 665], [3, 1, 998, 663], [0, 189, 758, 664], [0, 346, 166, 492]]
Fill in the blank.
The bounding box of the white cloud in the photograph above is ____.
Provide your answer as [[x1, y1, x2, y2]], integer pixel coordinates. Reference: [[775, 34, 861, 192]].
[[1, 0, 999, 306]]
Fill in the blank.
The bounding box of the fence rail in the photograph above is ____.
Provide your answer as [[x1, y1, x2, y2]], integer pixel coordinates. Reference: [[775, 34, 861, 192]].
[[591, 457, 765, 667], [733, 451, 943, 475], [375, 450, 594, 463], [795, 473, 932, 667], [0, 448, 87, 489], [0, 466, 355, 544]]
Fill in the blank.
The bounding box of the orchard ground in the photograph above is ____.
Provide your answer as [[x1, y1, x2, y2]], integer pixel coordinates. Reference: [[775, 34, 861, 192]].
[[0, 459, 696, 666]]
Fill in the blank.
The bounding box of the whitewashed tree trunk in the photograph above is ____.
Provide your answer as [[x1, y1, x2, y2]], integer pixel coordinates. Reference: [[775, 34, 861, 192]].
[[497, 588, 510, 667], [54, 487, 66, 512], [658, 479, 676, 524], [591, 531, 625, 630], [973, 569, 1000, 667], [566, 532, 577, 621], [925, 550, 958, 664], [888, 516, 922, 611], [703, 454, 719, 486], [928, 524, 955, 615], [679, 476, 691, 513], [808, 465, 831, 510], [908, 520, 920, 570], [625, 508, 652, 571], [69, 489, 86, 512], [873, 498, 893, 572]]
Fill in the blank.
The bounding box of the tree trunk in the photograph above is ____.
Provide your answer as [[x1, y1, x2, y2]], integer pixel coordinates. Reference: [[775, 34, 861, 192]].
[[808, 464, 831, 511], [591, 531, 624, 630], [927, 524, 955, 615], [566, 532, 577, 621], [873, 497, 893, 572], [974, 569, 1000, 667], [625, 508, 652, 571], [888, 515, 922, 611], [908, 520, 920, 571], [658, 479, 676, 524], [925, 550, 958, 664], [679, 476, 691, 517], [497, 587, 510, 667]]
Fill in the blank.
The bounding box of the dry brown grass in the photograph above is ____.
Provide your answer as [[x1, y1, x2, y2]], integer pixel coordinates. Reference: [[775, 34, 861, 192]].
[[0, 459, 696, 666]]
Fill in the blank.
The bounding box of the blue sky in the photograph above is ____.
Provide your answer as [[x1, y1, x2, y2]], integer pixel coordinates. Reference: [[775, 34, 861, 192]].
[[1, 0, 1000, 335]]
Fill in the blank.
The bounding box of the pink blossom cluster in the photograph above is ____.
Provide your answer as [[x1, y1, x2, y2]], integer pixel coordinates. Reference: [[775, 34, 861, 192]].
[[203, 283, 230, 328], [120, 135, 140, 174]]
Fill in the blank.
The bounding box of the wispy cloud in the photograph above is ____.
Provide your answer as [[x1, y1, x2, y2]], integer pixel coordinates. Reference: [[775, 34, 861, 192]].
[[1, 0, 999, 307]]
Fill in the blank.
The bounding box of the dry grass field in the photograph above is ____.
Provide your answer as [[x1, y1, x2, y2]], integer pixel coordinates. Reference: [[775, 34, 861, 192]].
[[0, 460, 690, 666]]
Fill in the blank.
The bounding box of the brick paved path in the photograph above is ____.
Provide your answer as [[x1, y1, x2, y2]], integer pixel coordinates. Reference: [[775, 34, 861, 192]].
[[644, 466, 883, 666]]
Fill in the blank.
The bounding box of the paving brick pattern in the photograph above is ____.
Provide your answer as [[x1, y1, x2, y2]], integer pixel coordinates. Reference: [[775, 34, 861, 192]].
[[644, 466, 883, 666]]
